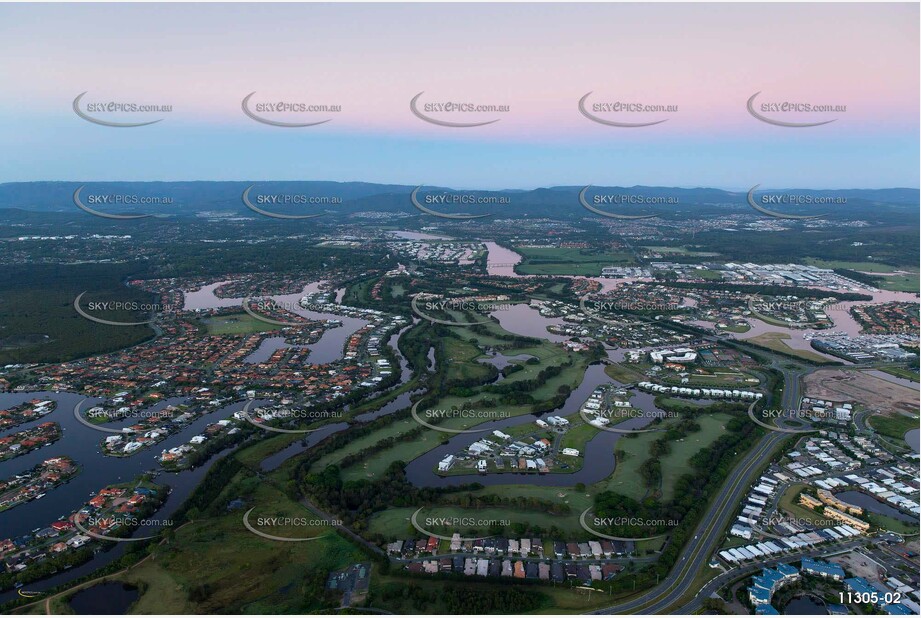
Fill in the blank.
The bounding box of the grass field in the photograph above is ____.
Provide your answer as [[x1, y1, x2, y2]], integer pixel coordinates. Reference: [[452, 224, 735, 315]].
[[336, 316, 592, 482], [436, 409, 737, 509], [802, 259, 919, 292], [200, 312, 280, 335], [443, 336, 495, 383], [745, 332, 833, 363], [865, 512, 920, 535], [560, 418, 601, 452], [601, 413, 734, 501], [640, 246, 720, 258], [370, 571, 618, 614], [695, 269, 726, 280], [604, 363, 647, 384], [877, 366, 919, 382], [462, 484, 595, 514], [777, 483, 832, 526], [867, 411, 920, 441], [312, 417, 420, 472], [367, 505, 586, 539], [43, 474, 363, 614], [338, 357, 592, 482], [876, 274, 920, 293], [804, 259, 900, 273], [515, 247, 635, 276]]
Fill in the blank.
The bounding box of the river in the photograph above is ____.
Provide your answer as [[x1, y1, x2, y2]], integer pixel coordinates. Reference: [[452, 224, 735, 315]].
[[184, 280, 370, 365], [0, 390, 245, 602], [0, 280, 391, 599], [482, 243, 918, 358], [403, 364, 671, 488], [259, 325, 416, 472]]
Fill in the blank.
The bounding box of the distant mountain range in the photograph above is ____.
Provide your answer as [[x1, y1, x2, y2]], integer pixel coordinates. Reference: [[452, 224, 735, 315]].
[[0, 181, 917, 220]]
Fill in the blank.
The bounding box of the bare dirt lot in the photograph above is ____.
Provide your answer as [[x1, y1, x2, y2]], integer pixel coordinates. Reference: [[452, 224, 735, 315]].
[[805, 369, 918, 414], [830, 550, 886, 583]]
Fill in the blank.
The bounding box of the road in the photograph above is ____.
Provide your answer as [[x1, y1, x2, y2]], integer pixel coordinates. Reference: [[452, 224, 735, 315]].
[[589, 367, 808, 614]]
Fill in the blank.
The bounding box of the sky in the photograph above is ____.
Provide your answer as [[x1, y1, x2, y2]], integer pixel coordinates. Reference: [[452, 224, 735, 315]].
[[0, 3, 918, 190]]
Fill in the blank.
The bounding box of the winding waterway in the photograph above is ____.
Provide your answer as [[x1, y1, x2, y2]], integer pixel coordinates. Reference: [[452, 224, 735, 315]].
[[184, 280, 370, 365], [0, 280, 392, 600], [403, 364, 670, 488]]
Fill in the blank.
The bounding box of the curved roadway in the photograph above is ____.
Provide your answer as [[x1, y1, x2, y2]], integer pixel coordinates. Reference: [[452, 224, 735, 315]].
[[590, 366, 809, 614]]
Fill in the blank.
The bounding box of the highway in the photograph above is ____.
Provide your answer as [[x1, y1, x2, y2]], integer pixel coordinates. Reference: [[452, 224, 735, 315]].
[[589, 366, 809, 614]]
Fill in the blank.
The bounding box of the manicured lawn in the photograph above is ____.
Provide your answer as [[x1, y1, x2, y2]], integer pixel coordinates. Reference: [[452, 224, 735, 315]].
[[868, 412, 920, 440], [312, 418, 420, 472], [200, 312, 280, 335], [367, 505, 586, 538], [803, 259, 899, 272], [878, 274, 920, 293], [601, 413, 734, 502], [777, 483, 830, 526], [443, 336, 494, 383], [515, 247, 635, 276], [462, 484, 595, 514], [560, 419, 601, 451], [337, 319, 594, 482]]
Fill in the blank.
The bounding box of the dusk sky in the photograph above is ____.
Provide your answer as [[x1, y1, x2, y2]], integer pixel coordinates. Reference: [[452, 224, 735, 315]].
[[1, 3, 918, 189]]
